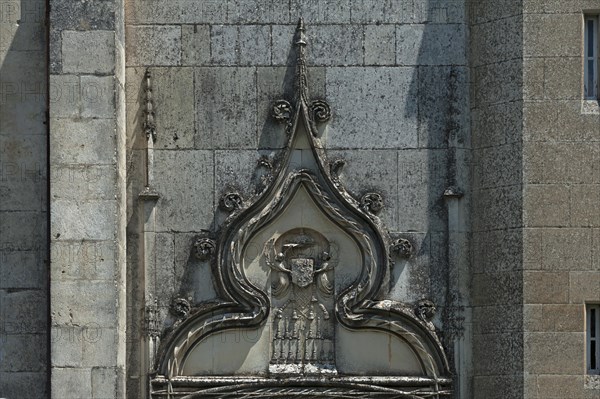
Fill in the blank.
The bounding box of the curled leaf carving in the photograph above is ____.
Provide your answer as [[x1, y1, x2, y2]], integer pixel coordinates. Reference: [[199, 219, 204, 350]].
[[310, 99, 331, 123], [193, 237, 216, 261], [219, 192, 243, 212], [391, 238, 413, 258], [272, 99, 293, 123], [361, 192, 384, 215]]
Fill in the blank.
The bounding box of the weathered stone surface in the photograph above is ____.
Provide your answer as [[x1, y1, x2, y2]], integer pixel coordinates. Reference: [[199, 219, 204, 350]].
[[62, 30, 115, 74], [472, 101, 523, 149], [51, 240, 116, 281], [0, 210, 47, 249], [0, 289, 47, 335], [397, 24, 466, 66], [472, 60, 522, 106], [50, 0, 116, 31], [524, 332, 584, 374], [290, 0, 351, 23], [151, 68, 196, 149], [126, 25, 181, 66], [523, 184, 570, 227], [326, 67, 417, 149], [571, 185, 600, 227], [50, 118, 117, 165], [182, 25, 211, 66], [173, 233, 218, 303], [51, 164, 116, 201], [523, 57, 545, 100], [153, 150, 214, 231], [195, 67, 257, 149], [524, 14, 581, 57], [0, 335, 46, 371], [524, 142, 600, 184], [364, 25, 395, 66], [471, 228, 522, 273], [472, 271, 523, 306], [51, 200, 116, 241], [272, 24, 363, 66], [472, 375, 524, 399], [524, 101, 600, 142], [227, 0, 290, 23], [0, 247, 46, 289], [0, 371, 48, 397], [472, 332, 524, 375], [544, 57, 582, 100], [153, 232, 175, 304], [328, 149, 398, 229], [0, 50, 47, 134], [528, 228, 592, 270], [524, 271, 569, 304], [472, 186, 522, 231], [51, 368, 92, 398], [126, 0, 226, 24], [80, 76, 115, 119], [49, 74, 81, 119], [396, 149, 447, 231], [536, 375, 586, 399], [51, 280, 118, 326], [471, 16, 523, 67], [91, 367, 117, 398], [569, 271, 600, 303], [418, 66, 468, 148], [0, 135, 47, 211], [257, 66, 325, 149], [211, 25, 271, 65], [473, 144, 522, 189]]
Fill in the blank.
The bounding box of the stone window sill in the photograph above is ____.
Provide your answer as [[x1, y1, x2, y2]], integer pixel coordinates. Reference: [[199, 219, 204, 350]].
[[585, 375, 600, 390], [582, 100, 600, 114]]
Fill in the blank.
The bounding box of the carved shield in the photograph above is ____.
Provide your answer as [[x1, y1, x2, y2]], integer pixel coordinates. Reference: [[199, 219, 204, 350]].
[[290, 258, 314, 288]]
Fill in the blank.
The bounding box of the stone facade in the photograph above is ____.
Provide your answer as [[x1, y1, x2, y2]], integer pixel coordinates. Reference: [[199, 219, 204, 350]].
[[0, 0, 599, 398]]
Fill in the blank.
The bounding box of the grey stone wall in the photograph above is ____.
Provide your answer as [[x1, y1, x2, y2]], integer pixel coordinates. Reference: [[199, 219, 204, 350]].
[[125, 0, 469, 397], [0, 0, 48, 396], [522, 1, 600, 398], [469, 1, 525, 397], [48, 0, 128, 397]]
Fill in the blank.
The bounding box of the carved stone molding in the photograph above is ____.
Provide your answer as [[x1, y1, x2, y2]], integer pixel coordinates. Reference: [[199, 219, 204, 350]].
[[219, 192, 243, 212], [391, 238, 413, 258], [143, 68, 157, 142], [193, 236, 216, 261], [272, 99, 293, 123], [170, 298, 191, 319], [416, 299, 437, 332], [360, 192, 384, 215], [310, 99, 331, 124]]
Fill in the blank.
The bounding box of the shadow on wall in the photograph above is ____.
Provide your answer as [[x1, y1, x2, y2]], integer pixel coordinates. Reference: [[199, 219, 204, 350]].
[[0, 0, 49, 397], [401, 0, 468, 378]]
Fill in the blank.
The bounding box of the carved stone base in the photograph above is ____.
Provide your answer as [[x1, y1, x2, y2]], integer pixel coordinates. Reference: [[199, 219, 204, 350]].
[[151, 376, 452, 399], [269, 362, 337, 376]]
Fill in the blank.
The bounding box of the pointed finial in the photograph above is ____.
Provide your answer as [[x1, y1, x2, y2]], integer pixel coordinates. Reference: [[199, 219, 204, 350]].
[[295, 17, 306, 47]]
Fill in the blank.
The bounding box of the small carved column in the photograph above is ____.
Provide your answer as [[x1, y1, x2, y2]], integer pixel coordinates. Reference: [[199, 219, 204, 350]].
[[138, 68, 161, 398]]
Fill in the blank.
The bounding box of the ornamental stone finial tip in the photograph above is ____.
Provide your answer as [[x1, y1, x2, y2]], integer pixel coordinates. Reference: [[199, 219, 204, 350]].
[[295, 17, 307, 46]]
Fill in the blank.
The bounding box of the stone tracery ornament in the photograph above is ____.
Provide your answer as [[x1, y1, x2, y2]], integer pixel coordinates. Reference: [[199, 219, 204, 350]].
[[360, 192, 384, 214], [193, 236, 215, 261], [272, 99, 293, 123], [170, 298, 191, 319], [391, 237, 414, 258], [143, 69, 157, 142], [152, 19, 451, 399], [219, 191, 243, 212]]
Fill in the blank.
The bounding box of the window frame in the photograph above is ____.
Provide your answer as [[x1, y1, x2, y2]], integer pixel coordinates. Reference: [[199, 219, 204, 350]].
[[587, 304, 600, 375], [584, 14, 599, 100]]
